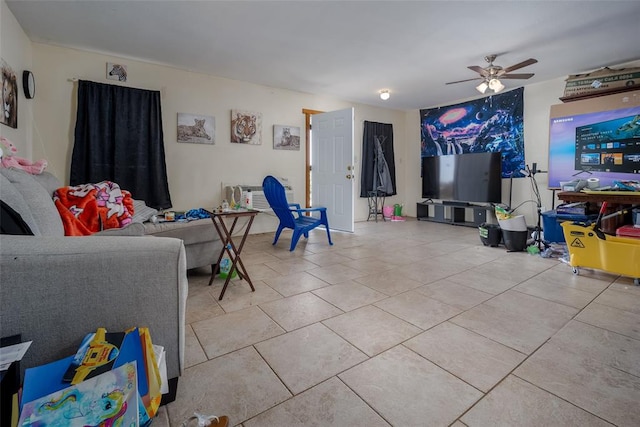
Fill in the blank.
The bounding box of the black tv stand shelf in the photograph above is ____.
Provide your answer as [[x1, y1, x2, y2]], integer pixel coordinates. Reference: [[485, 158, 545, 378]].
[[417, 201, 493, 228]]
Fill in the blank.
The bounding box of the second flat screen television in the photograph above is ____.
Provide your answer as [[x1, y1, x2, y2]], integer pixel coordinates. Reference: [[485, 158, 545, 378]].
[[422, 152, 502, 203]]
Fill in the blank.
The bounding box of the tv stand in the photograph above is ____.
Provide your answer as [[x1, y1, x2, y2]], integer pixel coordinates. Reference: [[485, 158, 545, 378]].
[[442, 200, 470, 207], [417, 201, 493, 227]]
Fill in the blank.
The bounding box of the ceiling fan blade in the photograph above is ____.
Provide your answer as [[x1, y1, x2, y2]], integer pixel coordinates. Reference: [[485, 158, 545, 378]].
[[468, 65, 489, 77], [446, 77, 483, 85], [500, 73, 535, 80], [502, 58, 538, 73]]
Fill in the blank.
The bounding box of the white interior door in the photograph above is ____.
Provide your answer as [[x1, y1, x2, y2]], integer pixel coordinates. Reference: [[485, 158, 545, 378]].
[[312, 108, 354, 232]]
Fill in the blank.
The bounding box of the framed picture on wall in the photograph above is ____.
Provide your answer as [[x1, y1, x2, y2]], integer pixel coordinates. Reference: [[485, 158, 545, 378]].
[[106, 62, 127, 82], [273, 125, 300, 150], [1, 58, 18, 129], [230, 109, 262, 145], [177, 113, 215, 144]]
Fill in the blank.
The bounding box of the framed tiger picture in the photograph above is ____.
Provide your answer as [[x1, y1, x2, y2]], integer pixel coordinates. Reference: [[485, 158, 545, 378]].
[[230, 109, 262, 145], [273, 125, 301, 150]]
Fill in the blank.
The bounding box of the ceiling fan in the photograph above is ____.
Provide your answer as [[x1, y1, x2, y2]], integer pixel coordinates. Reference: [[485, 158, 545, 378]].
[[446, 54, 538, 93]]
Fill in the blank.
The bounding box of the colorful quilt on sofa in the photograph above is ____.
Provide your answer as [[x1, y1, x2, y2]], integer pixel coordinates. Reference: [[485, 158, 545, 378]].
[[54, 181, 134, 236]]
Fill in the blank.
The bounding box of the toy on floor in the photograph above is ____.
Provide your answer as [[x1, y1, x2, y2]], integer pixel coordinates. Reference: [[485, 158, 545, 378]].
[[181, 412, 229, 427], [0, 136, 48, 174]]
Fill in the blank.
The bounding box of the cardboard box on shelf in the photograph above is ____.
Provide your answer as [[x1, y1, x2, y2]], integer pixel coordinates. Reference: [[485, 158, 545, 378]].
[[563, 66, 640, 98]]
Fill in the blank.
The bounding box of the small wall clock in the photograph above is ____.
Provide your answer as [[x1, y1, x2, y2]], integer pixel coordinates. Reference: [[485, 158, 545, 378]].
[[22, 70, 35, 99]]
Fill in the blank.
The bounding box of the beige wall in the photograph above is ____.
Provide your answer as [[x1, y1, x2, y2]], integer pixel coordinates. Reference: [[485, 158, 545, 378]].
[[30, 39, 573, 229], [1, 0, 33, 156], [30, 43, 407, 228], [503, 63, 638, 226]]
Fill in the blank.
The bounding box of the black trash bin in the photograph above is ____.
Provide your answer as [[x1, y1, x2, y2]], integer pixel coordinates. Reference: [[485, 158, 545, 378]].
[[479, 223, 502, 247], [503, 230, 528, 252]]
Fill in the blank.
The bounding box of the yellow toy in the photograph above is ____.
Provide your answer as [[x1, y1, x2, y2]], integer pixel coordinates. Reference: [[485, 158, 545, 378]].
[[72, 328, 120, 384]]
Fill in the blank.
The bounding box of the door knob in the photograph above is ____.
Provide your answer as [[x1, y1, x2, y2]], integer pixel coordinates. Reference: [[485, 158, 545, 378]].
[[346, 174, 352, 179]]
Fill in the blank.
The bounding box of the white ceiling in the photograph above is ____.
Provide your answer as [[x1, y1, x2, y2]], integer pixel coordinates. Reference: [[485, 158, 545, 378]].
[[7, 1, 640, 110]]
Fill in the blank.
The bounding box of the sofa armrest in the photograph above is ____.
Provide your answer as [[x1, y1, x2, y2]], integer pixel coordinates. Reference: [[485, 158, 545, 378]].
[[0, 235, 188, 380]]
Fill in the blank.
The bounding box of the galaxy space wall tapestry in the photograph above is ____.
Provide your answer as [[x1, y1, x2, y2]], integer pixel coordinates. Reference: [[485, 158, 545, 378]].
[[420, 87, 525, 178]]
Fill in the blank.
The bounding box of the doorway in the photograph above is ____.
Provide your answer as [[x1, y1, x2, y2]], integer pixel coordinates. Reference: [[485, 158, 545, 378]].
[[303, 108, 355, 233]]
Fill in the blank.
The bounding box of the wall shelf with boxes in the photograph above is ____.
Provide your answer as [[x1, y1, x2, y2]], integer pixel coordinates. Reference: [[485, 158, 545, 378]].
[[560, 66, 640, 102], [416, 201, 494, 228]]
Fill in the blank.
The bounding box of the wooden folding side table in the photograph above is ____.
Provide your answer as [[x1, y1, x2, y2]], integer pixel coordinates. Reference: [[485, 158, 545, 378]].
[[206, 209, 260, 300]]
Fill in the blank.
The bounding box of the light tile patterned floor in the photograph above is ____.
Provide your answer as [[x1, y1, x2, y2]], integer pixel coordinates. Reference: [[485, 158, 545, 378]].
[[165, 218, 640, 426]]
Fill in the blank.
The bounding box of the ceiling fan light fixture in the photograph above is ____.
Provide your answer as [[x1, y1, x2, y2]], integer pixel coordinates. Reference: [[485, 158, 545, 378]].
[[488, 78, 505, 93], [446, 55, 537, 94], [476, 82, 488, 94], [379, 90, 390, 100]]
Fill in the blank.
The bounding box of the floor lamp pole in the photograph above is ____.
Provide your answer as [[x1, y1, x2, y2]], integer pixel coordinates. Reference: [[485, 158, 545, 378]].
[[526, 164, 547, 251]]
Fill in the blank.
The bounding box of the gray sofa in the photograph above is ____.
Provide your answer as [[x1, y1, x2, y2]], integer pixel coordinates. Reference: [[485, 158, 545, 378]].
[[0, 168, 194, 400], [143, 218, 221, 271]]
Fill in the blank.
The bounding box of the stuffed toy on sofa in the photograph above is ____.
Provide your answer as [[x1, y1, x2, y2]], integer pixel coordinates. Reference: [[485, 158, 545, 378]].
[[0, 136, 48, 174]]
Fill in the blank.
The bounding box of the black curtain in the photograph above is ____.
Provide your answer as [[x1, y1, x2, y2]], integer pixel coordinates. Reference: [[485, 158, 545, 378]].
[[70, 80, 172, 209], [360, 121, 396, 197]]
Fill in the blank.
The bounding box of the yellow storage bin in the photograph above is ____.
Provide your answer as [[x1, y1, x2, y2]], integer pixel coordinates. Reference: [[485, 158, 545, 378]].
[[561, 221, 640, 284]]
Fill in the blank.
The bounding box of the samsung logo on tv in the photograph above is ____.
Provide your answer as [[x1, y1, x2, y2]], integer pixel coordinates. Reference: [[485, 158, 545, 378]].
[[553, 117, 574, 124]]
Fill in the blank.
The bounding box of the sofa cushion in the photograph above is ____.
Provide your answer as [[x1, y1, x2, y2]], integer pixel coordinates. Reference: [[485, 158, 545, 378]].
[[92, 222, 145, 236], [31, 172, 63, 197], [0, 169, 64, 236], [143, 219, 217, 246], [132, 199, 158, 223], [0, 171, 41, 235]]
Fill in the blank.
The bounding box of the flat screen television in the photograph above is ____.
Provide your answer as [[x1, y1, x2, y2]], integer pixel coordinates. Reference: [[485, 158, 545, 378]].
[[574, 114, 640, 173], [548, 90, 640, 189], [422, 152, 502, 203]]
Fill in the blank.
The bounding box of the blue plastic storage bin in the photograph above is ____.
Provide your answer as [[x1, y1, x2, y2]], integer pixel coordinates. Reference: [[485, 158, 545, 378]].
[[542, 211, 563, 243], [542, 210, 597, 243]]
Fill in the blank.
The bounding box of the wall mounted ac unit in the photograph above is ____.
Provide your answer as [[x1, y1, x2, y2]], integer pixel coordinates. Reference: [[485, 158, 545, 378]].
[[222, 179, 293, 211]]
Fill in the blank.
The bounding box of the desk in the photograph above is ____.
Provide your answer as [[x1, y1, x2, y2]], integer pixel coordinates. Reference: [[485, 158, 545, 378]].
[[207, 209, 259, 300], [557, 191, 640, 205], [557, 191, 640, 234]]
